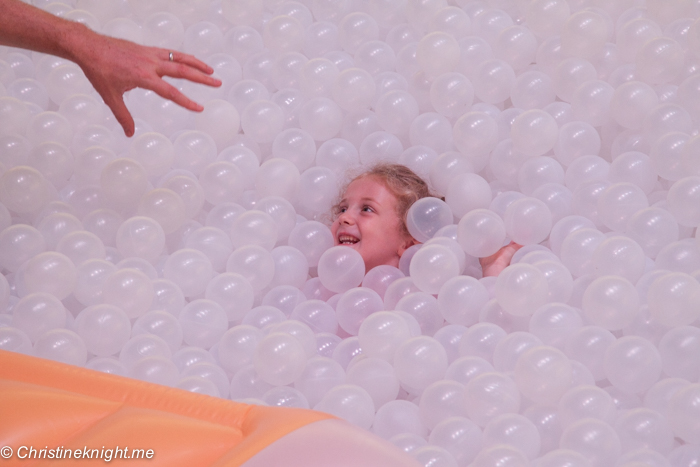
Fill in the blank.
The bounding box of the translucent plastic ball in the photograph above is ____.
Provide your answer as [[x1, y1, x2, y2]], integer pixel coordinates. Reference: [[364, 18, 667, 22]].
[[335, 286, 383, 336], [510, 70, 555, 110], [560, 10, 609, 60], [482, 413, 541, 460], [254, 331, 307, 386], [667, 176, 700, 227], [45, 64, 92, 107], [409, 244, 460, 295], [591, 236, 646, 283], [394, 336, 449, 394], [647, 272, 700, 327], [375, 90, 419, 137], [514, 345, 573, 406], [268, 246, 309, 290], [317, 246, 365, 293], [0, 97, 32, 136], [409, 112, 453, 153], [298, 97, 343, 141], [617, 17, 662, 60], [74, 260, 117, 308], [184, 226, 232, 273], [240, 100, 284, 144], [33, 329, 87, 367], [419, 379, 469, 430], [229, 210, 278, 251], [100, 158, 149, 213], [559, 418, 621, 467], [198, 161, 244, 207], [610, 81, 659, 130], [358, 130, 404, 165], [0, 327, 33, 355], [161, 249, 213, 298], [460, 322, 504, 365], [437, 275, 489, 326], [0, 224, 46, 273], [115, 216, 165, 264], [472, 59, 516, 105], [394, 291, 443, 336], [430, 72, 474, 118], [416, 32, 460, 77], [217, 324, 262, 375], [193, 100, 240, 150], [345, 356, 400, 409], [450, 111, 498, 171], [406, 197, 454, 244], [0, 165, 49, 214], [255, 158, 300, 202], [553, 58, 597, 103], [658, 326, 700, 382], [357, 311, 411, 362], [289, 299, 337, 334], [491, 331, 543, 374], [226, 245, 275, 293], [55, 230, 106, 266], [17, 251, 76, 300], [136, 188, 187, 235], [271, 128, 315, 172], [428, 416, 482, 466], [172, 130, 217, 176], [263, 14, 305, 53], [12, 292, 66, 343], [528, 303, 582, 351], [178, 299, 227, 349], [495, 263, 549, 317], [604, 336, 663, 395], [28, 141, 74, 190], [503, 197, 553, 246], [331, 67, 375, 113], [571, 80, 615, 127], [465, 372, 521, 427], [582, 276, 640, 331], [142, 12, 185, 49], [132, 309, 183, 353], [73, 304, 131, 357], [101, 267, 153, 319], [337, 12, 378, 54], [495, 25, 538, 72], [457, 209, 507, 258], [287, 221, 334, 268], [314, 384, 375, 430], [668, 384, 700, 445], [597, 182, 649, 233], [36, 212, 84, 251], [511, 109, 559, 157]]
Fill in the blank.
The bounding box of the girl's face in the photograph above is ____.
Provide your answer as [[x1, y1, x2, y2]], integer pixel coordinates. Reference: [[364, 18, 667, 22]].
[[331, 176, 415, 272]]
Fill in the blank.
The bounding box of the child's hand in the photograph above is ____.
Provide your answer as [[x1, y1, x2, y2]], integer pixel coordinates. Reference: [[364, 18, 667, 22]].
[[479, 242, 523, 277]]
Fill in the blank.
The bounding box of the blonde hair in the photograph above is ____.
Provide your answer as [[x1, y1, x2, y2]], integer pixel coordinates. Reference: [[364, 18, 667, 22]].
[[331, 163, 435, 238]]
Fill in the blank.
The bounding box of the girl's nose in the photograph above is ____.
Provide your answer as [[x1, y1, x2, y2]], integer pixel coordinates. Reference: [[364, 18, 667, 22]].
[[338, 210, 354, 225]]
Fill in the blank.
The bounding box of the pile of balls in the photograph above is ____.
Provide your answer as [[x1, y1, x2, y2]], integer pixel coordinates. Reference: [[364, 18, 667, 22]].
[[2, 0, 700, 466]]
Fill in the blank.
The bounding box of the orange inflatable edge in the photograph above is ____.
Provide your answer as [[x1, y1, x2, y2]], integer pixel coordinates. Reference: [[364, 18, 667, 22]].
[[0, 350, 334, 466]]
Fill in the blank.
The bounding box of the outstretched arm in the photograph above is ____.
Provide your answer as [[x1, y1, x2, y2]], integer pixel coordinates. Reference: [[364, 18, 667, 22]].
[[479, 241, 523, 277], [0, 0, 221, 136]]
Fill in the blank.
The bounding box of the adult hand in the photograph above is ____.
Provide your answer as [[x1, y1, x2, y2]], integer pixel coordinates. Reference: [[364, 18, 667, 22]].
[[479, 241, 523, 277], [76, 32, 222, 137]]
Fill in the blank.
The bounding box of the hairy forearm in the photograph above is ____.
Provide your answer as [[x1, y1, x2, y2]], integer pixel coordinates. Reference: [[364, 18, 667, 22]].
[[0, 0, 94, 64]]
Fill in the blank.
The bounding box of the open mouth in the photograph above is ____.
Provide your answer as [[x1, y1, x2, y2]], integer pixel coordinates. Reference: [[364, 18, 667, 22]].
[[338, 235, 360, 245]]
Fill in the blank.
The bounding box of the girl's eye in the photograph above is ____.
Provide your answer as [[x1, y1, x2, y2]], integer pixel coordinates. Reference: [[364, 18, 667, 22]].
[[362, 205, 374, 213], [338, 206, 347, 213]]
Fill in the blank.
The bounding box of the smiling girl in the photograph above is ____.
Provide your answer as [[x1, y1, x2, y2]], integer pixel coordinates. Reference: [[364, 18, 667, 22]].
[[330, 163, 520, 276]]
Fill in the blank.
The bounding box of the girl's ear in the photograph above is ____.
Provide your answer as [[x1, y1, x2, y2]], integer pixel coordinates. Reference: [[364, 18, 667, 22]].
[[397, 235, 417, 257]]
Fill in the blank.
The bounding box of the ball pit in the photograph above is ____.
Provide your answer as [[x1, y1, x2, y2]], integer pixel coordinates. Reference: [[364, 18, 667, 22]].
[[2, 0, 700, 466]]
